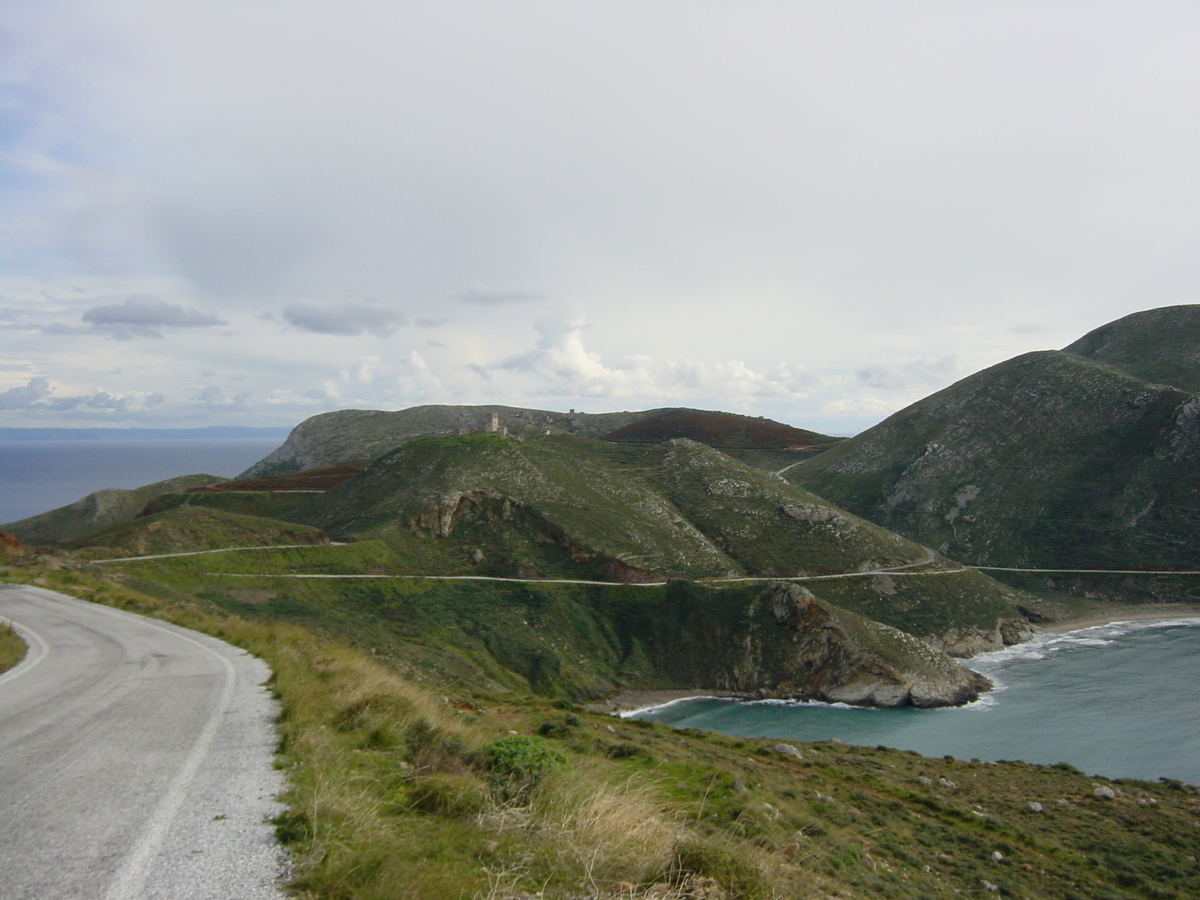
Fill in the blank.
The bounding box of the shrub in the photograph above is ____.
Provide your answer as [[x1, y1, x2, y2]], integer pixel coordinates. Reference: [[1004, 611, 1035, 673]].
[[480, 735, 568, 799]]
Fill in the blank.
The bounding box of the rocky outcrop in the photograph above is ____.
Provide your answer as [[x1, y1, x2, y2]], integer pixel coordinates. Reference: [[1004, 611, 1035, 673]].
[[921, 619, 1041, 658], [725, 584, 992, 708]]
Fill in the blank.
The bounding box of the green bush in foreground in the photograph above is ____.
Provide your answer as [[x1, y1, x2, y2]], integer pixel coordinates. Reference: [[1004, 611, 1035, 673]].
[[481, 734, 568, 800]]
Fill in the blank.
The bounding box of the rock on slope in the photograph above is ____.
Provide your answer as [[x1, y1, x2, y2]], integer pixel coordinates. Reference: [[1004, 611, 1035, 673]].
[[787, 304, 1200, 576]]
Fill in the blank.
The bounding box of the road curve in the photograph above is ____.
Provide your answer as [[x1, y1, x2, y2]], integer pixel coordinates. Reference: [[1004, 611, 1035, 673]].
[[0, 584, 288, 900]]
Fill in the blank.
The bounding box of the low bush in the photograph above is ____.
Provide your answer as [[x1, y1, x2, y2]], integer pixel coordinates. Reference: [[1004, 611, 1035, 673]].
[[480, 734, 568, 800]]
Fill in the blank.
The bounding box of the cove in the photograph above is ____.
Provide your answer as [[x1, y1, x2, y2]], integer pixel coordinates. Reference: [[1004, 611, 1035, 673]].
[[633, 618, 1200, 784]]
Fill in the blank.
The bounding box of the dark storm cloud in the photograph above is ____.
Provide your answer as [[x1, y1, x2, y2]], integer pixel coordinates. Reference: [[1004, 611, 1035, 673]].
[[282, 302, 407, 337]]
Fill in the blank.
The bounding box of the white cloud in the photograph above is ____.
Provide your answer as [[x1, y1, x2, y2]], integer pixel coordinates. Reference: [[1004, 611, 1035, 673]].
[[0, 4, 1198, 429], [0, 376, 164, 414]]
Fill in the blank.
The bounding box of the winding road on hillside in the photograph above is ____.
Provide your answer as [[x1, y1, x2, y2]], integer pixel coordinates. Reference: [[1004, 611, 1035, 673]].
[[0, 585, 287, 900]]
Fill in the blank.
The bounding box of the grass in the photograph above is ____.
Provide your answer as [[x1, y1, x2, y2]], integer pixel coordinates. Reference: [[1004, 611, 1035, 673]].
[[0, 618, 26, 673], [3, 559, 1199, 899]]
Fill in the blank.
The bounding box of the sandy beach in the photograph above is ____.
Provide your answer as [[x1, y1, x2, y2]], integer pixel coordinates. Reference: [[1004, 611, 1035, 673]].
[[1041, 601, 1200, 633], [588, 603, 1200, 716]]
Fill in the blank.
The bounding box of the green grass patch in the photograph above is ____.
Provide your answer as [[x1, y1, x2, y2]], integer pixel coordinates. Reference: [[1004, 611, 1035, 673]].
[[0, 618, 26, 673]]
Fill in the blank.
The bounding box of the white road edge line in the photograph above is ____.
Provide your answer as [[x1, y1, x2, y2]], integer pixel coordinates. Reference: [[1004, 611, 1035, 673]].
[[79, 602, 240, 900]]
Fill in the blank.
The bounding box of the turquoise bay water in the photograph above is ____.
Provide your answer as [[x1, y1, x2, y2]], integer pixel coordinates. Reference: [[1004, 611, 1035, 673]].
[[635, 619, 1200, 784]]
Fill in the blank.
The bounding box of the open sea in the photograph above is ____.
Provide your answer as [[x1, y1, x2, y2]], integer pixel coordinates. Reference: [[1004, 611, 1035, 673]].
[[3, 438, 1198, 783], [634, 619, 1200, 784], [0, 438, 282, 524]]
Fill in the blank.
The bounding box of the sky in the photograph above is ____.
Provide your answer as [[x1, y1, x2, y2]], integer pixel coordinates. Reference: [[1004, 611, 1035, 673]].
[[1, 2, 1198, 435]]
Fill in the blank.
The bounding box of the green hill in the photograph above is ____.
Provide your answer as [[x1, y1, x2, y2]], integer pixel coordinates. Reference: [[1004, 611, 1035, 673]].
[[0, 473, 228, 546], [787, 305, 1200, 599], [238, 404, 656, 477], [68, 505, 328, 558]]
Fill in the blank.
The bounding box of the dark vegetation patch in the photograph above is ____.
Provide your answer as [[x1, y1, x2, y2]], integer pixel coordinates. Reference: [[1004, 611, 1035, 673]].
[[603, 407, 839, 450]]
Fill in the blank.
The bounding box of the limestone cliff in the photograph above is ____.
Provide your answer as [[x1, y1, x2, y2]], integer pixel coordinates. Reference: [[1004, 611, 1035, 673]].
[[727, 584, 992, 708]]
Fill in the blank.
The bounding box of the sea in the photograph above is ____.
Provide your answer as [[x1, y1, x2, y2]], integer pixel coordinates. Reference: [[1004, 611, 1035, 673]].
[[633, 618, 1200, 784], [3, 438, 1198, 784], [0, 438, 283, 524]]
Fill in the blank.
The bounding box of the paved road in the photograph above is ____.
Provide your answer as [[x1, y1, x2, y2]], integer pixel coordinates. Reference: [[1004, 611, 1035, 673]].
[[0, 585, 287, 900]]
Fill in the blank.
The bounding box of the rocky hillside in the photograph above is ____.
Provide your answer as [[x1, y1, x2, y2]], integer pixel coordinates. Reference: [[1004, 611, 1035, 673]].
[[238, 404, 655, 477], [787, 305, 1200, 593], [304, 433, 941, 580], [238, 404, 839, 479], [8, 424, 1051, 708]]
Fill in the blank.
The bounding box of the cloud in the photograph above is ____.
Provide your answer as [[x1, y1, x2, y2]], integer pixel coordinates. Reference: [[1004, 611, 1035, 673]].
[[194, 385, 251, 408], [457, 285, 547, 306], [82, 295, 225, 338], [282, 302, 407, 336], [0, 376, 164, 413], [0, 376, 53, 409], [855, 356, 958, 391], [484, 305, 820, 404]]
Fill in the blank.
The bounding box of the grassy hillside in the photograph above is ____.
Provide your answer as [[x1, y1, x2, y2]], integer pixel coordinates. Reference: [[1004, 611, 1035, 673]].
[[303, 433, 953, 581], [68, 505, 328, 557], [88, 543, 1001, 704], [1065, 304, 1200, 393], [239, 404, 657, 478], [3, 561, 1196, 900], [0, 473, 228, 546]]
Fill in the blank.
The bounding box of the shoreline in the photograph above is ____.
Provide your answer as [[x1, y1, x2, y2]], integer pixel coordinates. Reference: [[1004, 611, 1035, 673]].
[[1040, 601, 1200, 634], [592, 603, 1200, 717]]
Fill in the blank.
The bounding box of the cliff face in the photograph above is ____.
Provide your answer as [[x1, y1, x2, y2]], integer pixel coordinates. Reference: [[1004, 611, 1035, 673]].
[[597, 581, 993, 708], [732, 584, 992, 708], [787, 307, 1200, 586]]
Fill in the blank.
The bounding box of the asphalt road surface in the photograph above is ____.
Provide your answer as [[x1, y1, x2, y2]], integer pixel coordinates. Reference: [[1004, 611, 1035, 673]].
[[0, 584, 288, 900]]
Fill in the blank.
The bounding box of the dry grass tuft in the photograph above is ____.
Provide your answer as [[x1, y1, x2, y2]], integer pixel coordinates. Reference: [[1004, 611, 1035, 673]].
[[528, 773, 681, 889]]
